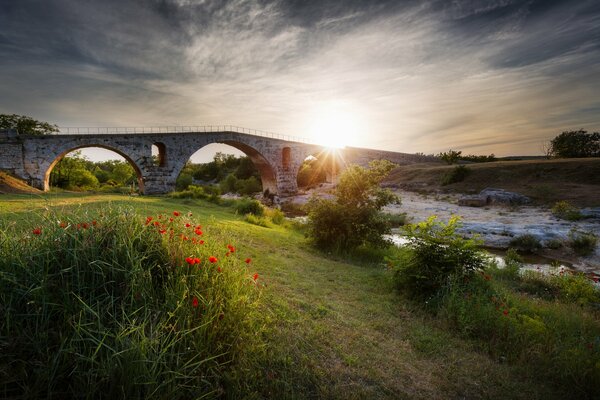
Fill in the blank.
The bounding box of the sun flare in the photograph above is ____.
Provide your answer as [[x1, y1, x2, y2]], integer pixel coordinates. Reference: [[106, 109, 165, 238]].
[[307, 103, 365, 148]]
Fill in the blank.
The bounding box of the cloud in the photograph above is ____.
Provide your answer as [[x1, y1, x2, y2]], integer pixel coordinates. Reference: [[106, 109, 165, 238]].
[[0, 0, 599, 157]]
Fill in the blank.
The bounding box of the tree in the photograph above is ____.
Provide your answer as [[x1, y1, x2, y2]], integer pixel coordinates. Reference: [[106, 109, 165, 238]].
[[305, 160, 400, 252], [438, 150, 462, 164], [549, 130, 600, 158], [0, 114, 58, 135]]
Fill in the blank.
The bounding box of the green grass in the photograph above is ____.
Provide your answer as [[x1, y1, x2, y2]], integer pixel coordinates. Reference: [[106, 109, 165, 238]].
[[0, 193, 591, 399]]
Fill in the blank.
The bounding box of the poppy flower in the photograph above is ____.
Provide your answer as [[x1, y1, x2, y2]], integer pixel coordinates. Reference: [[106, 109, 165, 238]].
[[253, 273, 259, 281], [185, 223, 191, 228], [185, 257, 194, 265], [593, 277, 599, 283], [194, 257, 201, 264], [59, 221, 67, 228], [502, 309, 509, 316], [169, 218, 174, 222], [245, 258, 251, 264], [199, 240, 205, 245], [195, 228, 203, 236], [192, 297, 199, 308], [173, 211, 180, 217], [159, 229, 167, 234], [209, 256, 218, 263], [32, 228, 42, 235], [82, 223, 89, 229], [154, 221, 160, 226], [145, 216, 153, 225], [227, 244, 235, 253], [217, 267, 222, 273], [92, 220, 97, 226]]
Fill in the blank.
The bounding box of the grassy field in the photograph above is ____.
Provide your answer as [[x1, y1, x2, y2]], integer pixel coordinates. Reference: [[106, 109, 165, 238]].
[[384, 158, 600, 207], [0, 192, 595, 399]]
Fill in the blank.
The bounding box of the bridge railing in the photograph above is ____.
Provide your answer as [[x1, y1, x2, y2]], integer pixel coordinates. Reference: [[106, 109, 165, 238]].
[[57, 125, 313, 144]]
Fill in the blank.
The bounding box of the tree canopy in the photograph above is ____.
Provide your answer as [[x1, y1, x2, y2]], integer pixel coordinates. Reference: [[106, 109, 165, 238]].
[[549, 130, 600, 158], [0, 114, 58, 135]]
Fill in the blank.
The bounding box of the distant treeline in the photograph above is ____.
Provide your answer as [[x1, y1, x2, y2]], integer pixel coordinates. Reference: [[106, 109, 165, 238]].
[[437, 150, 496, 165]]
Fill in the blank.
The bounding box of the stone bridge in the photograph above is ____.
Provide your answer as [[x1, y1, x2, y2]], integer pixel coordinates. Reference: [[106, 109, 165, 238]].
[[0, 126, 434, 196]]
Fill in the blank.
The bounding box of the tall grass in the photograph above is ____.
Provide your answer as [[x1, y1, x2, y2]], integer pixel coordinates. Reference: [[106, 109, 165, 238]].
[[0, 207, 264, 399]]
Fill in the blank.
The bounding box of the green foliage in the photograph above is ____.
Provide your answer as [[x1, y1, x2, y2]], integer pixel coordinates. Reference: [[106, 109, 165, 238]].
[[390, 216, 487, 300], [297, 157, 328, 188], [382, 212, 408, 228], [50, 153, 137, 191], [243, 213, 270, 227], [549, 129, 600, 158], [509, 234, 542, 253], [438, 150, 462, 164], [176, 172, 193, 191], [551, 200, 583, 221], [305, 160, 399, 252], [0, 207, 264, 398], [489, 248, 522, 280], [0, 113, 58, 135], [235, 198, 264, 216], [568, 229, 598, 256], [265, 208, 285, 225], [459, 154, 497, 163], [441, 165, 471, 185]]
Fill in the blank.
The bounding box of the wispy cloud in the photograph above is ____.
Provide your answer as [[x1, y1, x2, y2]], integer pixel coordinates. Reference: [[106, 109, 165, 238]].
[[0, 0, 599, 156]]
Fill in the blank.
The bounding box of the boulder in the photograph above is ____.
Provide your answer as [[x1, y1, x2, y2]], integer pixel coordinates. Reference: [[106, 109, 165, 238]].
[[458, 195, 487, 207], [479, 188, 530, 205]]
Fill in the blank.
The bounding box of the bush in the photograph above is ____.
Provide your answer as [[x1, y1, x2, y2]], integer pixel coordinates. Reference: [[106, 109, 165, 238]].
[[568, 229, 598, 256], [382, 212, 408, 228], [438, 150, 462, 164], [305, 160, 399, 252], [551, 200, 583, 221], [509, 234, 542, 253], [265, 208, 285, 225], [0, 208, 264, 398], [441, 165, 470, 185], [236, 176, 262, 195], [235, 198, 264, 216], [176, 172, 193, 191], [489, 248, 522, 280], [389, 216, 487, 300]]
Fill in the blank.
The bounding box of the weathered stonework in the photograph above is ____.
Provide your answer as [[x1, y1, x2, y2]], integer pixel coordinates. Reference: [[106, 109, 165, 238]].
[[0, 130, 437, 196]]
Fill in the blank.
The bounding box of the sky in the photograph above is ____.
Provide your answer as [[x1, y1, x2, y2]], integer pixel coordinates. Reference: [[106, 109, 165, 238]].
[[1, 0, 599, 161]]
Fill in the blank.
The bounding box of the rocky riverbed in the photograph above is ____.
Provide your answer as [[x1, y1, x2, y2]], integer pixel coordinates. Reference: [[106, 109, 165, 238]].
[[383, 190, 600, 273]]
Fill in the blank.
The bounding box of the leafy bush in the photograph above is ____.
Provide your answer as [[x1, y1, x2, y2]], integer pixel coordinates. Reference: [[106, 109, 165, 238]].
[[568, 229, 598, 256], [489, 248, 522, 280], [235, 198, 264, 216], [549, 129, 600, 158], [305, 160, 399, 252], [0, 208, 263, 398], [441, 165, 471, 185], [176, 172, 193, 191], [265, 208, 285, 225], [390, 216, 487, 300], [438, 150, 462, 164], [509, 234, 542, 253], [382, 212, 408, 228], [551, 200, 583, 221]]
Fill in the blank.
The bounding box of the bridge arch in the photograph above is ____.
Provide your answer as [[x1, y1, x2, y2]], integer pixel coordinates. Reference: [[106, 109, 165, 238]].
[[43, 145, 144, 192]]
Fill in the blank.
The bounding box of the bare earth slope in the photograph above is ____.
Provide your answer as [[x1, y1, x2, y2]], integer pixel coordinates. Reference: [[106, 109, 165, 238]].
[[384, 158, 600, 207], [0, 171, 41, 194]]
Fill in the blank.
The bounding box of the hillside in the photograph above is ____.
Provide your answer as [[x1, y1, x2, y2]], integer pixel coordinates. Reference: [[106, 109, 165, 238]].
[[0, 171, 41, 194], [384, 158, 600, 207]]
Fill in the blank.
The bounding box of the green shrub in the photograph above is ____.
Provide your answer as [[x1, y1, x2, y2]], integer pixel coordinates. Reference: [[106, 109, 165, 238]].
[[441, 165, 470, 185], [382, 212, 408, 228], [546, 238, 563, 249], [176, 172, 193, 191], [265, 208, 285, 225], [551, 200, 583, 221], [236, 176, 262, 195], [305, 160, 399, 252], [568, 229, 598, 256], [489, 248, 522, 280], [235, 198, 264, 216], [389, 216, 487, 300], [0, 208, 264, 398], [509, 234, 542, 253]]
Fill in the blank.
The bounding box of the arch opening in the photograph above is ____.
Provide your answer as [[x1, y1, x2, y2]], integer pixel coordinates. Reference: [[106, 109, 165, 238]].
[[174, 142, 275, 197], [152, 142, 167, 167], [297, 149, 341, 189], [45, 145, 144, 193]]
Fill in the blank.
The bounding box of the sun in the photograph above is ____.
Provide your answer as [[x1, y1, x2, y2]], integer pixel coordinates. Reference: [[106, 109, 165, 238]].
[[307, 103, 364, 148]]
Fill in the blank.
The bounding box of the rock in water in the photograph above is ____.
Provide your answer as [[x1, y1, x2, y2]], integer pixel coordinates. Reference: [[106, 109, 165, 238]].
[[479, 188, 530, 205]]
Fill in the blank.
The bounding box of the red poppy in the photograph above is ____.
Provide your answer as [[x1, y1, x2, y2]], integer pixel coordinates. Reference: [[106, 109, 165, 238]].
[[194, 257, 201, 264], [173, 211, 180, 217], [593, 277, 599, 283], [169, 218, 174, 222], [185, 257, 194, 265], [82, 223, 89, 229], [227, 244, 235, 253], [484, 274, 491, 281], [195, 228, 203, 236], [217, 266, 222, 273], [199, 240, 205, 245], [159, 229, 167, 234], [145, 216, 153, 225], [32, 228, 42, 235], [185, 223, 191, 228], [209, 256, 218, 263], [59, 221, 67, 228], [219, 313, 224, 320], [502, 309, 509, 316], [154, 221, 160, 226], [192, 296, 199, 308], [245, 258, 251, 264], [92, 220, 97, 226], [253, 273, 259, 281]]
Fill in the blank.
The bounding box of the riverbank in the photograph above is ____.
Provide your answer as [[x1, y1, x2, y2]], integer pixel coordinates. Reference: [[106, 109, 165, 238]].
[[384, 190, 600, 273]]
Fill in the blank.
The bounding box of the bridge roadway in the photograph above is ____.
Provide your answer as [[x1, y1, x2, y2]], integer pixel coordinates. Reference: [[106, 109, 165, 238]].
[[0, 126, 433, 196]]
